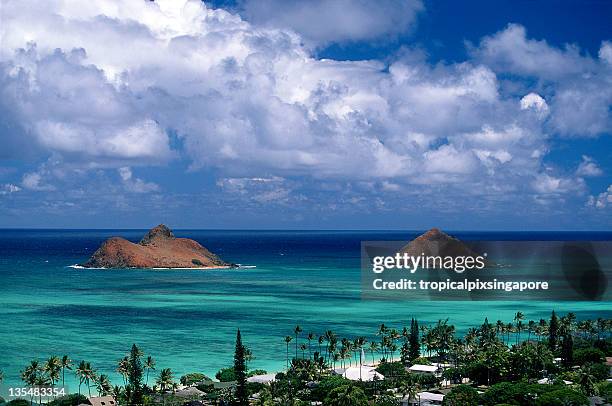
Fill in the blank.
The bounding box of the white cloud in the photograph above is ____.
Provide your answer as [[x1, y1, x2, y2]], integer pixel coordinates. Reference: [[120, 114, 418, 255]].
[[576, 155, 603, 177], [0, 1, 607, 211], [599, 41, 612, 65], [22, 171, 55, 191], [118, 167, 160, 193], [239, 0, 423, 47], [587, 185, 612, 209], [520, 92, 549, 118], [0, 183, 21, 195], [531, 173, 584, 195]]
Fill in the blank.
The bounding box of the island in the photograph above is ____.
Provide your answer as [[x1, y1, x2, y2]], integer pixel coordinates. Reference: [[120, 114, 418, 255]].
[[81, 224, 233, 268]]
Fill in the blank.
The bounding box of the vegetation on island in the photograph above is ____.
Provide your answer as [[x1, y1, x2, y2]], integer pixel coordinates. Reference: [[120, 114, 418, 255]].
[[2, 312, 611, 406]]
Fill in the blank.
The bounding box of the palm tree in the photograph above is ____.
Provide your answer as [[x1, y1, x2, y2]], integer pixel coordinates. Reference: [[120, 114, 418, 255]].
[[284, 336, 293, 369], [76, 360, 95, 396], [527, 320, 536, 342], [96, 374, 112, 396], [116, 357, 129, 385], [368, 341, 379, 365], [21, 361, 40, 406], [156, 368, 174, 406], [293, 325, 302, 359], [60, 356, 73, 387], [577, 365, 597, 396], [514, 311, 524, 343], [307, 332, 315, 359], [44, 356, 62, 389], [144, 356, 156, 387], [34, 374, 51, 406]]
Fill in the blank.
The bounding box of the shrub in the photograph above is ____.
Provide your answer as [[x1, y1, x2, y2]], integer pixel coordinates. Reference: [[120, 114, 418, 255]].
[[215, 367, 236, 382], [376, 361, 407, 379], [180, 372, 212, 385], [442, 385, 480, 406], [324, 385, 368, 406], [310, 375, 351, 401], [534, 388, 588, 406], [7, 400, 30, 406], [573, 348, 605, 365], [47, 394, 88, 406], [412, 357, 432, 365], [589, 362, 610, 380], [247, 369, 268, 377]]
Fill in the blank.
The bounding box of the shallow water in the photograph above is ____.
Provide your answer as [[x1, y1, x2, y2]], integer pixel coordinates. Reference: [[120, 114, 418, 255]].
[[1, 229, 610, 389]]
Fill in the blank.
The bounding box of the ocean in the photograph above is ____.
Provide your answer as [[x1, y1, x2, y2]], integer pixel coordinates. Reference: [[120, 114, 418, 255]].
[[1, 229, 611, 389]]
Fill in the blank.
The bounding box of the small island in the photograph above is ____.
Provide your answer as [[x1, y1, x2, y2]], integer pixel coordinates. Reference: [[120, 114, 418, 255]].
[[81, 224, 233, 269]]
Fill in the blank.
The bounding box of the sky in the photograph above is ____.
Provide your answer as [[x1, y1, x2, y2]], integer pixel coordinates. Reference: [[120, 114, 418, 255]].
[[0, 0, 611, 230]]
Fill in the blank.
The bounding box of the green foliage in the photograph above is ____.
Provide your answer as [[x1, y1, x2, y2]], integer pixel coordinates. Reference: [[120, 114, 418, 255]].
[[481, 382, 549, 405], [215, 367, 236, 382], [588, 362, 610, 380], [310, 375, 351, 401], [442, 385, 479, 406], [508, 343, 553, 381], [573, 347, 605, 365], [247, 369, 267, 377], [596, 381, 612, 403], [179, 372, 211, 386], [47, 394, 88, 406], [324, 385, 368, 406], [233, 329, 248, 406], [375, 361, 407, 379], [374, 393, 401, 406], [548, 311, 559, 352], [409, 318, 420, 361], [6, 400, 30, 406], [534, 388, 588, 406], [128, 344, 144, 406], [411, 357, 431, 365]]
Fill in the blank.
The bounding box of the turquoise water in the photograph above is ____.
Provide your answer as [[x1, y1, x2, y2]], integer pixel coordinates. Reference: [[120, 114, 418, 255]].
[[0, 230, 610, 389]]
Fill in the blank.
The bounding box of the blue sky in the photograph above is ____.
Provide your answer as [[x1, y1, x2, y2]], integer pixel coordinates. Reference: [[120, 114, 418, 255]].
[[0, 0, 611, 230]]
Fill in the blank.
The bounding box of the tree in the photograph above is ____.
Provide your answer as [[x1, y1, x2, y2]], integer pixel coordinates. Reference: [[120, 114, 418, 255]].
[[96, 374, 112, 396], [233, 329, 248, 406], [535, 388, 588, 406], [127, 344, 144, 406], [144, 356, 156, 387], [293, 325, 302, 359], [44, 356, 62, 388], [60, 356, 73, 387], [549, 310, 559, 352], [409, 318, 420, 361], [284, 336, 293, 369], [21, 361, 40, 406], [324, 385, 368, 406], [155, 368, 174, 406], [442, 385, 479, 406]]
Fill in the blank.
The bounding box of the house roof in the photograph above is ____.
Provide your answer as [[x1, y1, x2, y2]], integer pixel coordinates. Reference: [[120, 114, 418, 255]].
[[417, 392, 444, 401], [408, 364, 438, 373], [87, 396, 116, 406], [332, 366, 384, 381], [247, 373, 277, 384]]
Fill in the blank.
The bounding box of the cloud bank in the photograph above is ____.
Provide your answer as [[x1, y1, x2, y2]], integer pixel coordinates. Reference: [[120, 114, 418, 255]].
[[0, 0, 610, 225]]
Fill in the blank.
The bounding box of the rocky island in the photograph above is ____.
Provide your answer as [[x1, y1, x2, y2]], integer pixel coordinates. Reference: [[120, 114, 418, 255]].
[[400, 227, 481, 258], [81, 224, 233, 269]]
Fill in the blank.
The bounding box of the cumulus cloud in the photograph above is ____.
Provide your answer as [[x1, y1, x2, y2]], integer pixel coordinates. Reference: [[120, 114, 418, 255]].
[[576, 155, 603, 177], [0, 184, 21, 195], [0, 0, 606, 216], [472, 24, 612, 138], [588, 185, 612, 209], [239, 0, 423, 47], [118, 167, 160, 193]]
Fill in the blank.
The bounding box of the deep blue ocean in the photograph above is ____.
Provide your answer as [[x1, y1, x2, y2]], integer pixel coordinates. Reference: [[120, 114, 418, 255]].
[[1, 230, 611, 389]]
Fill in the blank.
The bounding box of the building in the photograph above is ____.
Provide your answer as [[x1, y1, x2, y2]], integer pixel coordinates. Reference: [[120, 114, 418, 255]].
[[332, 366, 384, 381], [82, 396, 117, 406]]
